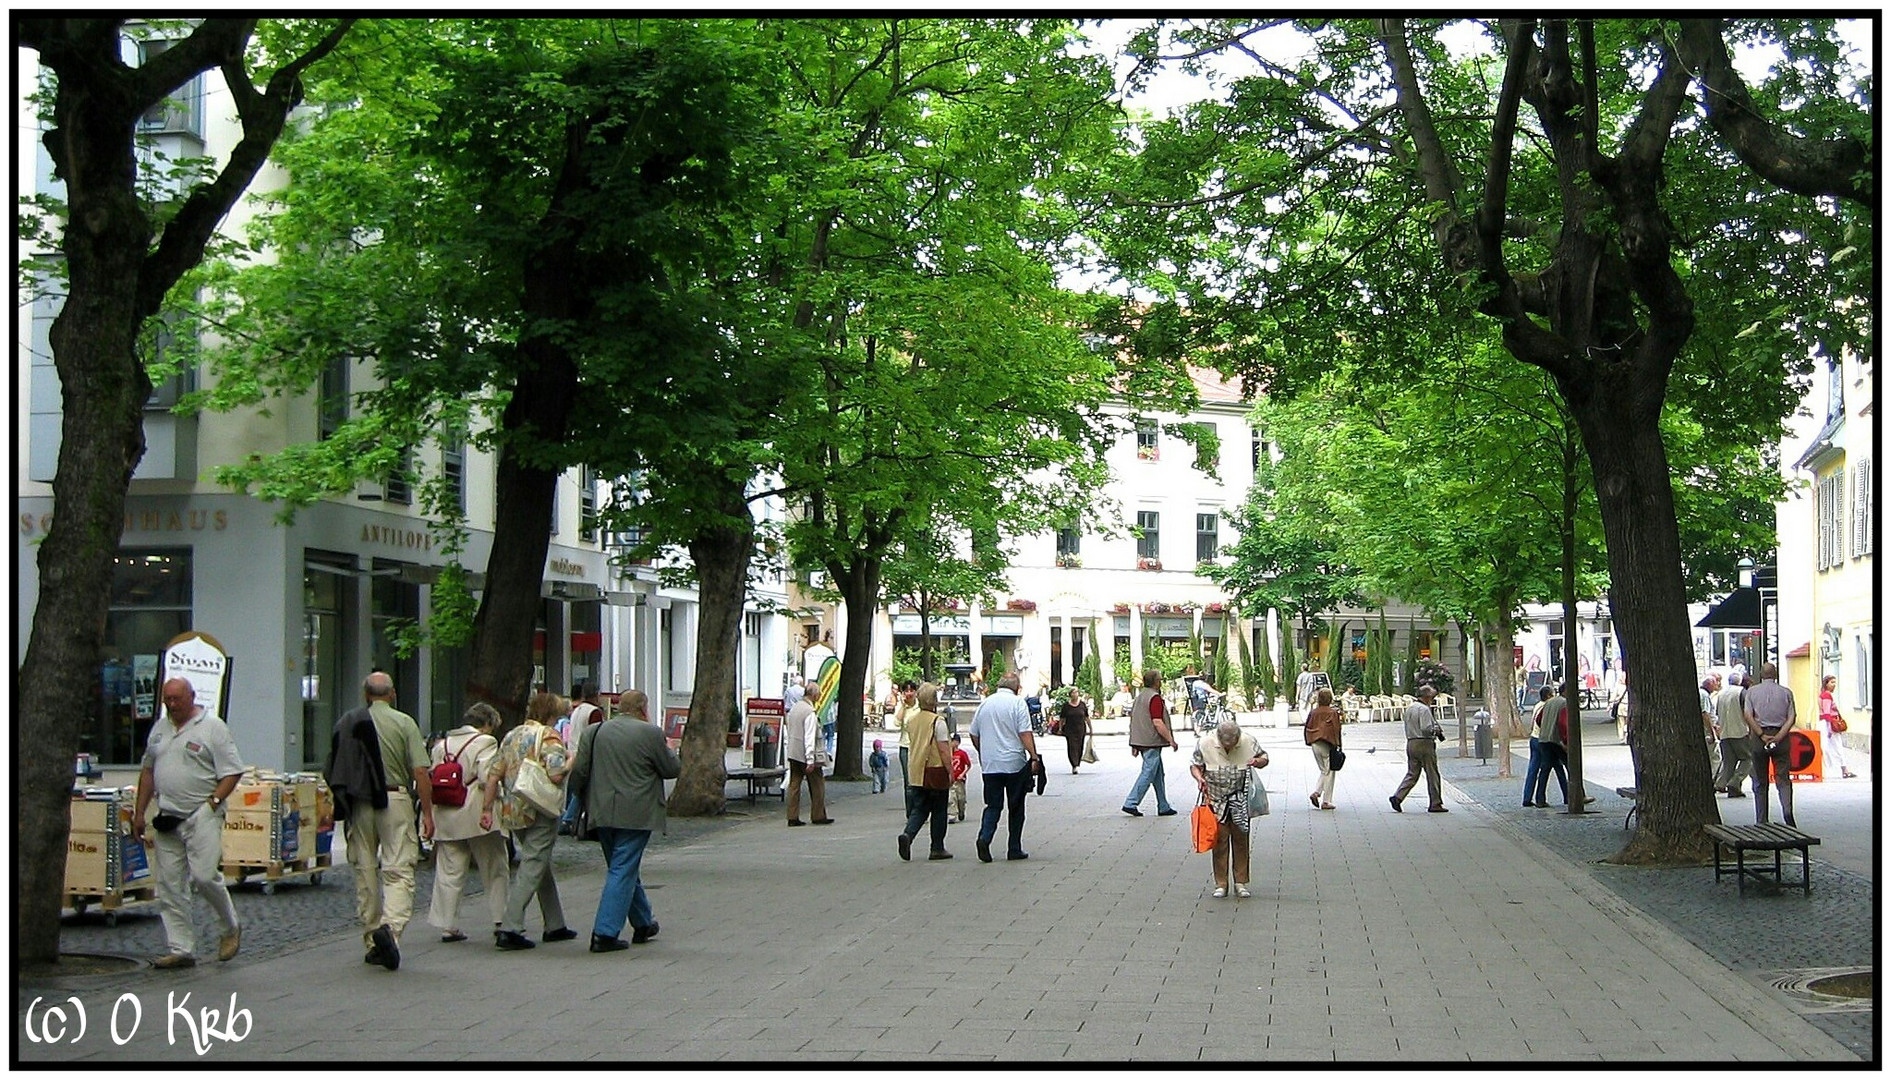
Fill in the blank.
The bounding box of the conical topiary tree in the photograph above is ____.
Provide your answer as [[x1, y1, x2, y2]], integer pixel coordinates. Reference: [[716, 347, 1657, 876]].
[[1253, 616, 1278, 709], [1231, 608, 1258, 710], [1404, 626, 1422, 693], [1213, 617, 1234, 701], [1280, 621, 1302, 707], [1081, 622, 1106, 705]]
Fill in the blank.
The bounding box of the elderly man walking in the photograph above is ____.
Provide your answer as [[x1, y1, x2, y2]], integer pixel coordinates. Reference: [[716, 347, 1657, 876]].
[[968, 671, 1043, 863], [571, 690, 681, 953], [134, 679, 244, 969], [325, 671, 433, 970], [1389, 685, 1448, 813]]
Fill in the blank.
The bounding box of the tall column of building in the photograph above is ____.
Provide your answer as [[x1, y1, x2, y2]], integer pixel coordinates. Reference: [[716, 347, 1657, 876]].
[[967, 604, 984, 680], [1129, 606, 1143, 675], [1058, 618, 1074, 690]]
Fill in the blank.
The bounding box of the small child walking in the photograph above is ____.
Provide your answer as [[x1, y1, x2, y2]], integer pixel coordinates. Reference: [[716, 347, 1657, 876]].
[[949, 734, 972, 822], [868, 739, 890, 793]]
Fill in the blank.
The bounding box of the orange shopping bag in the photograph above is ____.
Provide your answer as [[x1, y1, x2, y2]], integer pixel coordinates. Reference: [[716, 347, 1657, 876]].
[[1191, 798, 1218, 853]]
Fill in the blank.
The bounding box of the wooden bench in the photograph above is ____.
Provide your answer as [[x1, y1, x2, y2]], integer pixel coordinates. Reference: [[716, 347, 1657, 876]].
[[725, 766, 786, 804], [1704, 822, 1820, 896], [1615, 786, 1639, 830]]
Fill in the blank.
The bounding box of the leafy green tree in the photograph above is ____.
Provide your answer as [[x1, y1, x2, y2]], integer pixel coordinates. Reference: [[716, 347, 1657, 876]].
[[1110, 16, 1870, 862], [1229, 609, 1259, 710], [880, 518, 1006, 683], [770, 18, 1128, 779], [14, 16, 353, 966]]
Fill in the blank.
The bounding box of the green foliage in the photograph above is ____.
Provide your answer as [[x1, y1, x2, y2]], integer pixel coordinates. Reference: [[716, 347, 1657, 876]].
[[1113, 644, 1137, 689], [1142, 642, 1196, 681], [1212, 624, 1234, 697], [886, 648, 925, 689], [988, 650, 1008, 681], [1081, 623, 1107, 705], [1334, 656, 1365, 696]]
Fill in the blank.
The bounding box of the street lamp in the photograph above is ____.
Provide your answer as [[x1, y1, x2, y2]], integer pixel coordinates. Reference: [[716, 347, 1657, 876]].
[[1738, 556, 1754, 589]]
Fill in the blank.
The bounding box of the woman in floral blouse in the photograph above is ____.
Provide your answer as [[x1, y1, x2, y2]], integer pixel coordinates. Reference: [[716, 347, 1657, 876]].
[[1190, 717, 1267, 899], [481, 692, 578, 950]]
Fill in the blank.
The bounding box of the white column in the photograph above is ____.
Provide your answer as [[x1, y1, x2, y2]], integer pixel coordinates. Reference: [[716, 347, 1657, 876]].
[[871, 608, 896, 701], [1129, 607, 1144, 674], [967, 605, 984, 679]]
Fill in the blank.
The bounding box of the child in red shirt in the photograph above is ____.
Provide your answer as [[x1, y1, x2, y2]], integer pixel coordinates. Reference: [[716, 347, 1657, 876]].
[[949, 734, 973, 823]]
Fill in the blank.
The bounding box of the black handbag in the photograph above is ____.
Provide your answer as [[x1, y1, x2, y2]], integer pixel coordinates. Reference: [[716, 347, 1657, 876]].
[[1328, 746, 1347, 772]]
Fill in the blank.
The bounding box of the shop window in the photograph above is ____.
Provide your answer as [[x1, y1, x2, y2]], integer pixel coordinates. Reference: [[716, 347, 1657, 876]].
[[370, 561, 421, 712], [93, 549, 194, 764], [302, 555, 353, 768]]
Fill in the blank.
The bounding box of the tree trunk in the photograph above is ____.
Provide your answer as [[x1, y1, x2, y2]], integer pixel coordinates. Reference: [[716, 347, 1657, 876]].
[[464, 118, 591, 732], [17, 176, 152, 965], [1559, 419, 1592, 813], [1569, 400, 1718, 862], [829, 557, 882, 780], [669, 487, 754, 816], [1487, 606, 1522, 779]]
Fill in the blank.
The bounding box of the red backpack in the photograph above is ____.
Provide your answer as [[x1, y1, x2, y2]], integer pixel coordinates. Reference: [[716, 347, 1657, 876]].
[[430, 735, 471, 808]]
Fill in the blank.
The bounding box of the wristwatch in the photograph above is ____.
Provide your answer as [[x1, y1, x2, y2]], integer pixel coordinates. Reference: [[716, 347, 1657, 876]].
[[208, 795, 223, 810]]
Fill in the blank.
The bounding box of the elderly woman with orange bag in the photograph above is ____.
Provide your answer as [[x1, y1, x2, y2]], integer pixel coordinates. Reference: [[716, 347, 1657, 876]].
[[1190, 717, 1268, 899]]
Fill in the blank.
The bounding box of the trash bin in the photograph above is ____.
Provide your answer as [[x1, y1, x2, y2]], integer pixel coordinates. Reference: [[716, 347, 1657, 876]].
[[1473, 710, 1493, 762], [753, 727, 778, 771]]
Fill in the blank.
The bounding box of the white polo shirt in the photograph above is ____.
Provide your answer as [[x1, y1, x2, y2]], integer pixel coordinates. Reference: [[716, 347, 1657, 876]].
[[142, 708, 244, 814]]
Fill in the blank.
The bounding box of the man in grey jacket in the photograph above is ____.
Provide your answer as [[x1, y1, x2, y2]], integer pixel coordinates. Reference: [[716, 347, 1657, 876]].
[[571, 689, 682, 954], [1389, 685, 1448, 813]]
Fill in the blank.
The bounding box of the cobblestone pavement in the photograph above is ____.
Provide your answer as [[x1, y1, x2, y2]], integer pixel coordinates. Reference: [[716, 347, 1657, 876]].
[[1349, 710, 1876, 1059], [23, 719, 1867, 1064]]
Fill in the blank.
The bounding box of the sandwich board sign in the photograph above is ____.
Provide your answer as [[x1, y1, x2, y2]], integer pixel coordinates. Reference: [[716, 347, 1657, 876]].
[[161, 630, 234, 722]]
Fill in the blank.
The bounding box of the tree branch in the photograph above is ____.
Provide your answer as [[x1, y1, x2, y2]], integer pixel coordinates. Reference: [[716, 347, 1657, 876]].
[[1674, 19, 1875, 208]]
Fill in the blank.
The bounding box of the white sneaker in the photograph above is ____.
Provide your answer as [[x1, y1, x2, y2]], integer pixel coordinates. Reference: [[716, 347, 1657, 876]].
[[1211, 887, 1227, 899], [1235, 885, 1252, 898]]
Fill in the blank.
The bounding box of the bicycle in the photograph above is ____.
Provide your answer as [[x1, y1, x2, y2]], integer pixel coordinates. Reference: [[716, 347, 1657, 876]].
[[1193, 691, 1231, 733]]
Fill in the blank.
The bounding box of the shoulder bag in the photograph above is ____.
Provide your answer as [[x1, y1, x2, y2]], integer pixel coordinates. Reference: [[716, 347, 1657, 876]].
[[1328, 745, 1347, 772], [511, 730, 566, 818]]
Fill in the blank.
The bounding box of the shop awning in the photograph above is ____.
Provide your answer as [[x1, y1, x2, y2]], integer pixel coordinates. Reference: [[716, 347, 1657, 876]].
[[1695, 587, 1761, 629]]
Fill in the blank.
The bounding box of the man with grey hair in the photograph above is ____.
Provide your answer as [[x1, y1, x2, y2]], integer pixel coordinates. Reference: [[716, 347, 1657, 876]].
[[1389, 685, 1447, 813], [134, 678, 244, 968], [329, 671, 433, 970], [968, 671, 1043, 862], [1713, 672, 1752, 797], [1743, 662, 1798, 826]]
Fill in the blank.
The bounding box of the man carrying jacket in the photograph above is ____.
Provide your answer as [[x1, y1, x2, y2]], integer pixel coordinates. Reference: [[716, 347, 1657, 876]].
[[571, 689, 681, 953]]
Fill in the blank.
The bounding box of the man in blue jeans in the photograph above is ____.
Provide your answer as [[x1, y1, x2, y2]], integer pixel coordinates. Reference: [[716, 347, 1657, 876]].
[[1122, 669, 1180, 818], [968, 672, 1043, 863], [570, 689, 681, 953]]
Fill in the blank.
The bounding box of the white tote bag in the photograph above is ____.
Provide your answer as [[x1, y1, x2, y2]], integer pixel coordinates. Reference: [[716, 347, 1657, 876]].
[[513, 753, 566, 818], [1246, 770, 1270, 818]]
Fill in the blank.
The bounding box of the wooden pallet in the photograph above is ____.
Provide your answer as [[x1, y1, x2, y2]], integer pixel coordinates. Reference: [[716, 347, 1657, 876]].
[[221, 851, 333, 894], [65, 884, 157, 927]]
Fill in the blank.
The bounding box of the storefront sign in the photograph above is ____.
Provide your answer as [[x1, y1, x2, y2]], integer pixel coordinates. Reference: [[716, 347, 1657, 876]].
[[359, 523, 434, 551], [18, 507, 229, 537], [891, 615, 971, 635], [983, 615, 1024, 636], [162, 631, 232, 722], [548, 558, 587, 577]]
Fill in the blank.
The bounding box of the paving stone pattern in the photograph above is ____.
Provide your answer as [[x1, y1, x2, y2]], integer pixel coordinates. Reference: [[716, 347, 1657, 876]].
[[20, 718, 1869, 1064]]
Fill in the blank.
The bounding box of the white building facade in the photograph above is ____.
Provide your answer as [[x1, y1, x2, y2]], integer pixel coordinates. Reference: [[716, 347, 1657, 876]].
[[17, 30, 794, 774]]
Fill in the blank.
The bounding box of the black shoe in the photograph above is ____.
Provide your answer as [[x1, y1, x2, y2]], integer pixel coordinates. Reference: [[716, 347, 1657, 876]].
[[371, 924, 400, 970], [1156, 808, 1178, 817], [898, 833, 912, 861], [542, 927, 579, 942], [1427, 806, 1449, 813], [363, 948, 382, 965], [495, 930, 536, 951], [976, 839, 992, 863], [589, 934, 629, 953], [441, 931, 468, 944], [631, 922, 659, 944], [787, 819, 806, 826], [928, 850, 954, 860], [1007, 851, 1030, 861], [812, 818, 835, 825], [1388, 797, 1403, 813], [1725, 792, 1746, 798], [1121, 806, 1143, 817], [956, 813, 965, 822]]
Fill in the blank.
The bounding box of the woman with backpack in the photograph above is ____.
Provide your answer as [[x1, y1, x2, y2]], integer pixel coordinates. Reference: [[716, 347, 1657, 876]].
[[427, 702, 509, 943]]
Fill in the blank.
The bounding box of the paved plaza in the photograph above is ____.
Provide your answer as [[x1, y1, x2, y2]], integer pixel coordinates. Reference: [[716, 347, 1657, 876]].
[[17, 711, 1872, 1064]]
